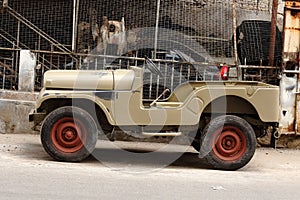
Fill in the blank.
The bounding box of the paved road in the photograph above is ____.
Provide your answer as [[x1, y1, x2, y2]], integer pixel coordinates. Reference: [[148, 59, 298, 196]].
[[0, 134, 300, 200]]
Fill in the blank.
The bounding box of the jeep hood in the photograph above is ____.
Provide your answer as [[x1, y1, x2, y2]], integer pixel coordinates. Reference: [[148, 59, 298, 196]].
[[43, 69, 135, 90]]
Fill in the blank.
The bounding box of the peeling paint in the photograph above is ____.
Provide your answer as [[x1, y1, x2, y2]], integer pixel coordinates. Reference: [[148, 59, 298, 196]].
[[279, 74, 297, 132], [279, 1, 300, 134]]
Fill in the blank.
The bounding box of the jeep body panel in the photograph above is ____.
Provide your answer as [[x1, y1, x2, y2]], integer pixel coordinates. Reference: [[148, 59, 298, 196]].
[[113, 82, 279, 126], [31, 66, 279, 128], [192, 82, 279, 122]]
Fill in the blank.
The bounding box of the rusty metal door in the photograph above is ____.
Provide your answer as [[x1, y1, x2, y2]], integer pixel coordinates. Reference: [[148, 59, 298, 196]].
[[280, 1, 300, 134]]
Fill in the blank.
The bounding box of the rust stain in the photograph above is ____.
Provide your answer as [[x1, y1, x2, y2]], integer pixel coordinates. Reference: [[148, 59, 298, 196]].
[[268, 0, 278, 66], [279, 75, 297, 132]]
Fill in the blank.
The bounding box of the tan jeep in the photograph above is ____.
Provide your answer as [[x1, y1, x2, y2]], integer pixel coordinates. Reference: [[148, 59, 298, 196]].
[[29, 65, 279, 170]]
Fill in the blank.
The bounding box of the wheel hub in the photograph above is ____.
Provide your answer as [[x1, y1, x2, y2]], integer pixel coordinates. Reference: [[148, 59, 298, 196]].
[[224, 138, 234, 148], [63, 128, 77, 141], [50, 117, 86, 153], [213, 126, 247, 161]]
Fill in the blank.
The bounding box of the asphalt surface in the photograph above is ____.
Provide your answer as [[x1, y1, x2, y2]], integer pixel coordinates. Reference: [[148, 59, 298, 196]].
[[0, 134, 300, 200]]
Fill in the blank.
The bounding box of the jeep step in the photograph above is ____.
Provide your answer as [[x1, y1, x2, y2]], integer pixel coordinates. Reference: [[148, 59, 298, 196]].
[[142, 132, 182, 137]]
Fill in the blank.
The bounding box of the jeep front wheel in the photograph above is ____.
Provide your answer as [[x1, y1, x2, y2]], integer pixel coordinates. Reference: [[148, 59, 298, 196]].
[[199, 115, 256, 170], [41, 106, 97, 162]]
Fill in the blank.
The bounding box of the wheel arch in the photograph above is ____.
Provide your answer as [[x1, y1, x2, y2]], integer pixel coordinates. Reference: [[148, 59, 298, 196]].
[[202, 95, 258, 116], [200, 95, 266, 133], [38, 98, 114, 133]]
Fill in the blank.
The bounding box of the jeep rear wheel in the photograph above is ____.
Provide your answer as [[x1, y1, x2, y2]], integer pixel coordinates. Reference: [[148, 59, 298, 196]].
[[41, 106, 97, 162], [199, 115, 256, 170]]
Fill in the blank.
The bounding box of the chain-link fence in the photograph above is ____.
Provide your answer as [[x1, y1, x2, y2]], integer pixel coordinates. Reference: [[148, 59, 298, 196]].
[[0, 0, 281, 93]]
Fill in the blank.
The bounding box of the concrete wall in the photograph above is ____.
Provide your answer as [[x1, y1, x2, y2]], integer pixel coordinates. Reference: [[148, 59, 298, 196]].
[[0, 91, 37, 134]]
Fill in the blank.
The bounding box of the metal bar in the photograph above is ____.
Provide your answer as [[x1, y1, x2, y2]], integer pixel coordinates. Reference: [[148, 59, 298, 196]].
[[16, 20, 20, 48], [0, 34, 17, 48], [50, 53, 53, 69], [295, 72, 300, 134], [239, 65, 278, 69], [232, 0, 239, 79], [156, 63, 161, 98], [0, 61, 14, 74], [171, 63, 174, 90], [149, 73, 153, 99], [163, 63, 167, 92], [72, 0, 79, 52], [95, 56, 98, 70], [2, 61, 5, 89], [187, 65, 191, 81], [72, 0, 76, 52], [268, 0, 278, 67], [154, 0, 161, 59], [38, 34, 41, 51], [283, 70, 300, 74], [14, 46, 18, 89], [0, 28, 31, 49], [5, 5, 75, 60]]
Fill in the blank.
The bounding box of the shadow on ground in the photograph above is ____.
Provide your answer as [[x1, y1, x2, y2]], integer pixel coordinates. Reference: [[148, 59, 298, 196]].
[[88, 147, 210, 169], [19, 141, 210, 170]]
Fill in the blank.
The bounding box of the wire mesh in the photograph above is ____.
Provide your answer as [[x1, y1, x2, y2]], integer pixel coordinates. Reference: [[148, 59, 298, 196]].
[[0, 51, 17, 90], [0, 0, 282, 93], [76, 0, 236, 61]]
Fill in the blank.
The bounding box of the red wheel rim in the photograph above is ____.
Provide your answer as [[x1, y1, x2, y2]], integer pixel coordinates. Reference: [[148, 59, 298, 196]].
[[50, 117, 86, 153], [212, 126, 247, 162]]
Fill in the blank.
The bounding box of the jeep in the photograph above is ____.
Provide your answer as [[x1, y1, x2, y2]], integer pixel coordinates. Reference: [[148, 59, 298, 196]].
[[29, 64, 279, 170]]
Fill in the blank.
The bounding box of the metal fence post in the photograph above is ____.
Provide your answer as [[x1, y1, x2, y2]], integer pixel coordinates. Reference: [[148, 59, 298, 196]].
[[154, 0, 161, 59]]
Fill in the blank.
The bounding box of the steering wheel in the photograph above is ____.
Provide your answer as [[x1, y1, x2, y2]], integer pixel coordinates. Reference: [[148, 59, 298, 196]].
[[145, 57, 163, 76]]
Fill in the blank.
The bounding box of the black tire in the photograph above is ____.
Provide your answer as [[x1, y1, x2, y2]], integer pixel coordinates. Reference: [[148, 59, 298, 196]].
[[41, 106, 98, 162], [199, 115, 256, 170]]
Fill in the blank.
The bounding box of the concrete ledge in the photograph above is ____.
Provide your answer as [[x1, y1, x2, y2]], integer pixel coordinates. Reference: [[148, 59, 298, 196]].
[[0, 90, 38, 134], [0, 90, 38, 101]]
